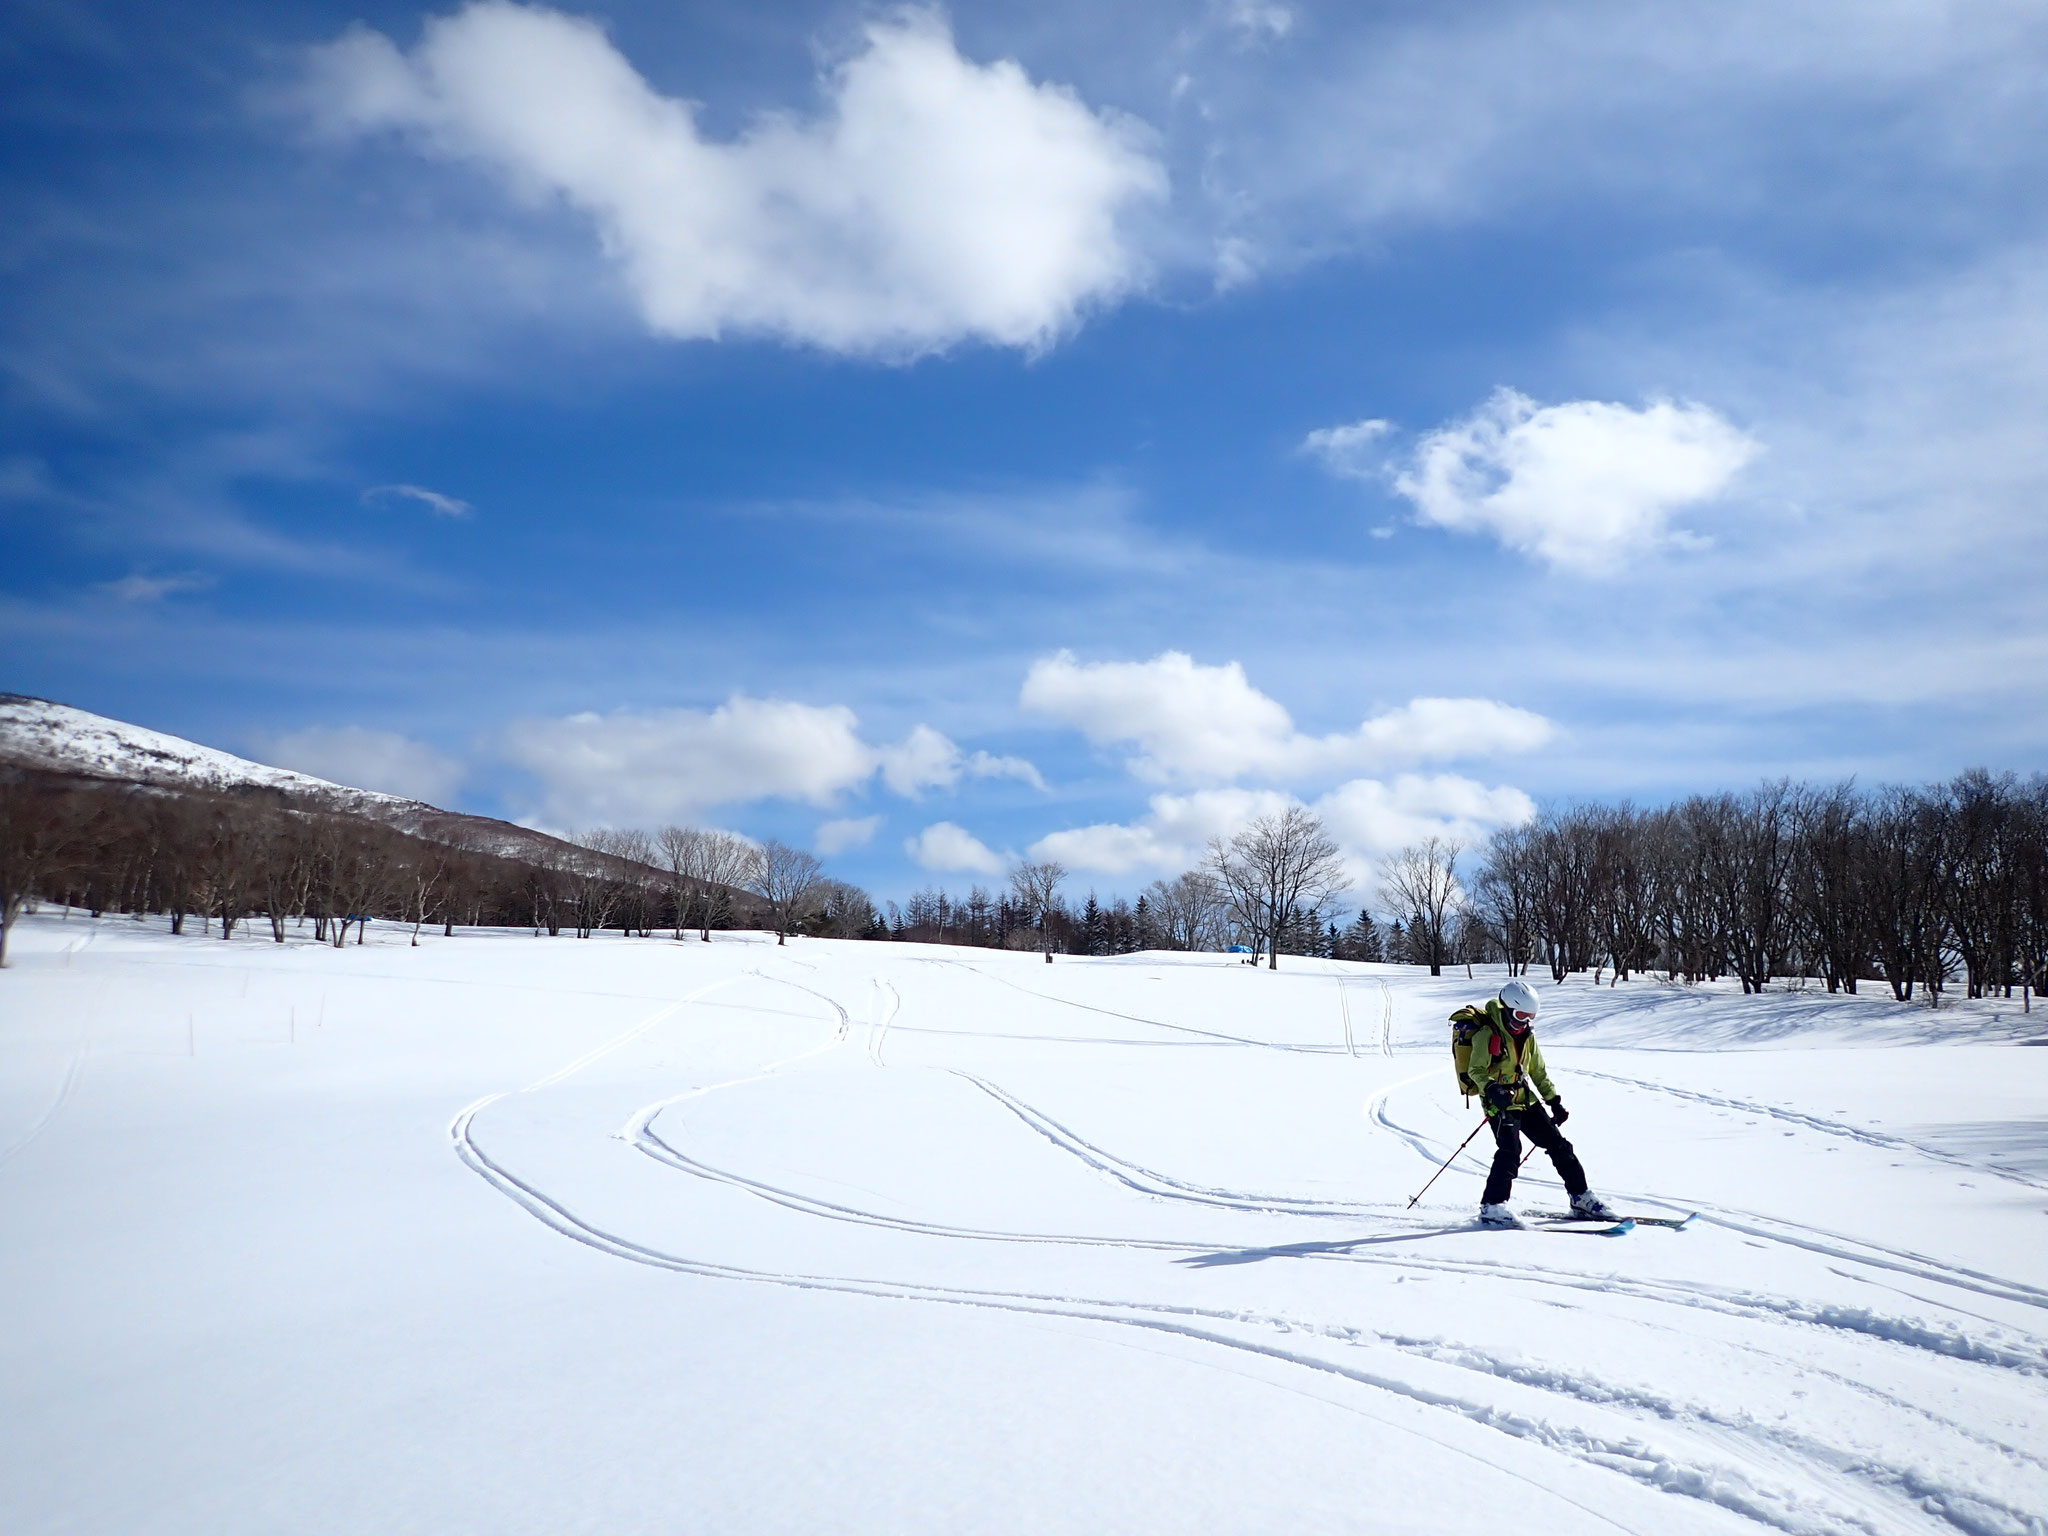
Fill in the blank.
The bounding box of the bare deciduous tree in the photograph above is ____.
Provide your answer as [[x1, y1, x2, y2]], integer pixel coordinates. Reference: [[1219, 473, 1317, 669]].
[[402, 843, 449, 947], [1206, 807, 1347, 971], [656, 824, 700, 939], [1378, 836, 1462, 977], [697, 831, 762, 941], [751, 838, 824, 944], [1469, 823, 1537, 976], [1007, 859, 1067, 961]]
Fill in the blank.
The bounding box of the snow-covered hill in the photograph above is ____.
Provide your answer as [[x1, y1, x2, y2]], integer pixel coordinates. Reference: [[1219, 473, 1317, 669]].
[[0, 693, 416, 806], [0, 694, 585, 867], [3, 914, 2043, 1535]]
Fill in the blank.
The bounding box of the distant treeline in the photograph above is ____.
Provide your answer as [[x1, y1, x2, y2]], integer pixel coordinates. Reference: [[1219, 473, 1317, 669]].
[[828, 772, 2048, 1001], [5, 769, 2044, 1001], [1446, 773, 2048, 1002]]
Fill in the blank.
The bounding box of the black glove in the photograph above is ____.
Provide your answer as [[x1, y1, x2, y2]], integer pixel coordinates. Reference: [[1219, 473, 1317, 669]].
[[1548, 1098, 1569, 1125], [1483, 1081, 1516, 1113]]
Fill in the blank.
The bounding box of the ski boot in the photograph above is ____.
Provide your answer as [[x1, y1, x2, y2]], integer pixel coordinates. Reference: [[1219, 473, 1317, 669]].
[[1478, 1203, 1523, 1228], [1569, 1191, 1619, 1220]]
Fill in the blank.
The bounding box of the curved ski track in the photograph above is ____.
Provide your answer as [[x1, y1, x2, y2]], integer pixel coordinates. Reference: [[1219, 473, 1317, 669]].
[[0, 1029, 88, 1169], [453, 959, 2048, 1536], [1366, 1068, 2048, 1329], [1572, 1068, 2048, 1191]]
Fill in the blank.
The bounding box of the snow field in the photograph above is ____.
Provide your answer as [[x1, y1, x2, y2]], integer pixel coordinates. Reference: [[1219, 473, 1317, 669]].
[[2, 914, 2045, 1535]]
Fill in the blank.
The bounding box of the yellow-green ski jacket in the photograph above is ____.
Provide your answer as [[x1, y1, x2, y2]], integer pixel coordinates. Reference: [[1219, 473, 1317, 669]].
[[1464, 999, 1559, 1114]]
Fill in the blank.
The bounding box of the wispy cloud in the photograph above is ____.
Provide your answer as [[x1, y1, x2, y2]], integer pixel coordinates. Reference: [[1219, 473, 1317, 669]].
[[94, 571, 212, 603], [816, 815, 883, 855], [1176, 3, 2048, 279], [1299, 418, 1391, 480], [364, 482, 473, 518], [0, 457, 56, 501]]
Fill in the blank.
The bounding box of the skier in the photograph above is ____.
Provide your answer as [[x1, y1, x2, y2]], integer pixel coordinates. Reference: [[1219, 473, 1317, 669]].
[[1462, 979, 1617, 1228]]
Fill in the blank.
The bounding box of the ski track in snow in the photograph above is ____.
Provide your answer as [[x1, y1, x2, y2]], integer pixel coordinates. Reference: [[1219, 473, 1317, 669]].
[[1366, 1066, 2048, 1320], [0, 1030, 88, 1169], [1572, 1068, 2048, 1190], [928, 956, 1343, 1054], [460, 1094, 1956, 1536], [435, 953, 2048, 1536], [963, 1071, 1389, 1218], [868, 978, 899, 1067]]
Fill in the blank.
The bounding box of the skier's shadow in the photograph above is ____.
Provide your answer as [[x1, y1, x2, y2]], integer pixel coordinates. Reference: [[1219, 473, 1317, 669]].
[[1178, 1228, 1477, 1268]]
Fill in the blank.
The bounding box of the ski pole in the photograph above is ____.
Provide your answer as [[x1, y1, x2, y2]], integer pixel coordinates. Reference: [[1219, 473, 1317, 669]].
[[1406, 1117, 1489, 1209]]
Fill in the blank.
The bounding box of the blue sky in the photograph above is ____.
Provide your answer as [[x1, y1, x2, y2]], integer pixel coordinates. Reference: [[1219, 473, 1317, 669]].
[[6, 0, 2048, 903]]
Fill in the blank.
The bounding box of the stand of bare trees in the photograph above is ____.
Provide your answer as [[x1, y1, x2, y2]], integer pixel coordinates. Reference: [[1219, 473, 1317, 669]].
[[1457, 773, 2048, 1003], [0, 776, 819, 962], [655, 826, 764, 942]]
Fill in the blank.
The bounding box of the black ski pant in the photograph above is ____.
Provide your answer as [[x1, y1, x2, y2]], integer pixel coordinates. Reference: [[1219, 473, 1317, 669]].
[[1482, 1104, 1588, 1206]]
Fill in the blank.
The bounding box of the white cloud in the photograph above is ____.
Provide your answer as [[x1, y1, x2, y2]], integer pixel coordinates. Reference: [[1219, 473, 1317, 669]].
[[1030, 774, 1534, 892], [364, 482, 473, 518], [500, 696, 1011, 826], [816, 815, 883, 855], [1314, 774, 1537, 884], [1387, 388, 1759, 574], [877, 723, 965, 798], [875, 725, 1048, 797], [1020, 650, 1552, 784], [503, 698, 874, 826], [967, 750, 1049, 792], [1299, 418, 1391, 480], [259, 725, 466, 804], [905, 821, 1005, 874], [308, 3, 1166, 358], [1031, 787, 1292, 876]]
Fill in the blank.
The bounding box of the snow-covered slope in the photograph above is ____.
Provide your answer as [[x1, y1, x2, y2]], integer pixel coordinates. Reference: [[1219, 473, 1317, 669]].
[[3, 916, 2043, 1536], [0, 693, 417, 807], [0, 694, 596, 867]]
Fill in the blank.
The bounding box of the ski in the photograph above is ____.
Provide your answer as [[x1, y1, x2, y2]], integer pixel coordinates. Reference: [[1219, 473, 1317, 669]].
[[1478, 1217, 1634, 1234], [1531, 1210, 1696, 1229]]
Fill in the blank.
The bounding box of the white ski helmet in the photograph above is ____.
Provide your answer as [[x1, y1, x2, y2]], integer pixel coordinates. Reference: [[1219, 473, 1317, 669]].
[[1499, 978, 1540, 1020]]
